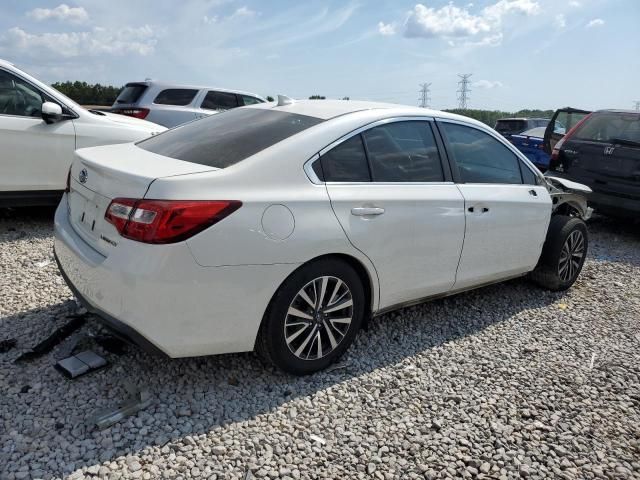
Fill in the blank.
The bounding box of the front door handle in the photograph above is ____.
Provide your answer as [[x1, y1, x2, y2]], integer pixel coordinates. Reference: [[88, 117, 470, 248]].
[[351, 207, 385, 216], [529, 189, 538, 197], [468, 206, 490, 213]]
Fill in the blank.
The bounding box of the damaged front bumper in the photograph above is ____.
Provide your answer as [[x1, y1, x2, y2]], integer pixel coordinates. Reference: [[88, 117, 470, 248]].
[[545, 175, 593, 220]]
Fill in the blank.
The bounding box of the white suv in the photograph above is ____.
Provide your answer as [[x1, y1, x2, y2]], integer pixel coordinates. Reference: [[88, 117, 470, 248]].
[[0, 59, 166, 207], [110, 81, 266, 128]]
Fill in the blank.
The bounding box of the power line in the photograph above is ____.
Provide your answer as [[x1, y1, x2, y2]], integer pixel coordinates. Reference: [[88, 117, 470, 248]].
[[634, 101, 640, 111], [418, 83, 431, 108], [457, 73, 473, 109]]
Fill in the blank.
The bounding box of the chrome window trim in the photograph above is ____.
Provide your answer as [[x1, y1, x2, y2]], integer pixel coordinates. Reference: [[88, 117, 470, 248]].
[[436, 117, 544, 185], [304, 115, 453, 185], [318, 115, 435, 157], [303, 153, 323, 184]]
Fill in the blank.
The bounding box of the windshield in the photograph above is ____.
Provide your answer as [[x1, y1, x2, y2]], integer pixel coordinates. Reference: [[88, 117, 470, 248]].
[[137, 108, 323, 168], [573, 112, 640, 144]]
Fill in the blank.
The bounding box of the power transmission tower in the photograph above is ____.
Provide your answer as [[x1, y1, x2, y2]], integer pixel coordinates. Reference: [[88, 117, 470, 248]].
[[418, 83, 431, 108], [634, 101, 640, 111], [457, 73, 472, 109]]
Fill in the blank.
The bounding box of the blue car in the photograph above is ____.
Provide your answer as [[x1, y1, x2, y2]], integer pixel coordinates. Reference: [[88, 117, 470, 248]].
[[509, 127, 555, 171]]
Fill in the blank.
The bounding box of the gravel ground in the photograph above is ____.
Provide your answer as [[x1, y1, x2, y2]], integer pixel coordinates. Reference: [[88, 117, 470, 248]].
[[1, 208, 639, 480]]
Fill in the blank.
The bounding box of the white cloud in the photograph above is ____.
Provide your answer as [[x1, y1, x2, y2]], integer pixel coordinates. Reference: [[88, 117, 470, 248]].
[[27, 4, 89, 24], [586, 18, 604, 28], [554, 14, 566, 29], [202, 15, 218, 25], [378, 21, 397, 36], [474, 79, 503, 89], [405, 4, 491, 38], [569, 1, 581, 7], [403, 0, 540, 45], [0, 26, 157, 59], [231, 6, 257, 18]]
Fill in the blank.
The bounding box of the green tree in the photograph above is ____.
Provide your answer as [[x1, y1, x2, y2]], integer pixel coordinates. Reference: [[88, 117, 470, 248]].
[[309, 95, 326, 100], [51, 81, 123, 106], [266, 96, 274, 102]]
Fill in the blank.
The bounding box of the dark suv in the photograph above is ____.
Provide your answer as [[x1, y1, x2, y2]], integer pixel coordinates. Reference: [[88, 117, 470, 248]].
[[546, 109, 640, 218]]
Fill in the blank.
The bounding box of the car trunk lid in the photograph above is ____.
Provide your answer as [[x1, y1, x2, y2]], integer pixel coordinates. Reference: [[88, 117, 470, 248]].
[[68, 143, 217, 256]]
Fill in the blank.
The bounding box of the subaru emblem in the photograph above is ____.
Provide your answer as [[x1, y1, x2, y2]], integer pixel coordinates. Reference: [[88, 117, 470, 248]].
[[79, 168, 88, 184]]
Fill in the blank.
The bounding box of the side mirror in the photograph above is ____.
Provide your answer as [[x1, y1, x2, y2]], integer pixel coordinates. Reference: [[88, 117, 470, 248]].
[[42, 102, 63, 124]]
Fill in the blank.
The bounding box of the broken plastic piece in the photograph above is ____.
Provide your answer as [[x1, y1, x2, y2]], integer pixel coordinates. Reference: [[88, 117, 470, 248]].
[[56, 350, 107, 378], [91, 386, 152, 430], [14, 315, 87, 362]]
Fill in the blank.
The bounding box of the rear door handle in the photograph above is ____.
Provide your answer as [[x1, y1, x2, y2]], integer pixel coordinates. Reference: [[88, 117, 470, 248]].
[[529, 189, 538, 197], [351, 207, 385, 216]]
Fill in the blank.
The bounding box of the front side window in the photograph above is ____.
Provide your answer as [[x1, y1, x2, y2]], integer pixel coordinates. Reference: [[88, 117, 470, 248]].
[[440, 123, 523, 184], [319, 135, 371, 182], [362, 121, 444, 182], [0, 69, 44, 117], [153, 89, 198, 106], [201, 91, 239, 110], [137, 108, 323, 168]]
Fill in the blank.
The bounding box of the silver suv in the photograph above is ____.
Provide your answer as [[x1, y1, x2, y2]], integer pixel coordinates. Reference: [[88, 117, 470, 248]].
[[111, 81, 266, 128]]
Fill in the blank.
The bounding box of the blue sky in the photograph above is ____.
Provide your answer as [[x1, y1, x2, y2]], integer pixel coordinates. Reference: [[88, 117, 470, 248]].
[[0, 0, 637, 111]]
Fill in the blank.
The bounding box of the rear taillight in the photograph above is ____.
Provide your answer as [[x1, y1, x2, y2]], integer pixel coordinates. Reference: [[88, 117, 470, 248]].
[[112, 108, 150, 119], [105, 199, 241, 244], [65, 168, 71, 193]]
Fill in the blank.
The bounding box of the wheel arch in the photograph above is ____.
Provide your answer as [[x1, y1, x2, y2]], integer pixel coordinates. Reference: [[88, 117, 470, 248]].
[[256, 252, 378, 348]]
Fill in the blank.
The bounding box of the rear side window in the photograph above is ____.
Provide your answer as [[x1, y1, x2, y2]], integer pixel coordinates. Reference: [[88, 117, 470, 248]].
[[137, 108, 323, 168], [241, 95, 263, 106], [153, 89, 198, 106], [362, 122, 444, 182], [320, 135, 371, 182], [115, 84, 147, 104], [440, 123, 523, 184], [201, 91, 239, 110], [573, 112, 640, 144]]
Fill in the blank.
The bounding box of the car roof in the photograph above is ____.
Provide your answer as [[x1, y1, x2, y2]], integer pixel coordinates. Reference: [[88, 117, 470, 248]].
[[246, 99, 485, 124], [595, 109, 640, 114], [0, 58, 15, 68], [497, 117, 549, 121], [126, 81, 264, 99]]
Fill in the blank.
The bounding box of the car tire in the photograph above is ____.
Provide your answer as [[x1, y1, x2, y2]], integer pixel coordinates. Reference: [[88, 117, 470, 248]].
[[530, 215, 588, 291], [256, 258, 365, 375]]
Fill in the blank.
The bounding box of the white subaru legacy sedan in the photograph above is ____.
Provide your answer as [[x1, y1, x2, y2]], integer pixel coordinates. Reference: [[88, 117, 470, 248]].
[[54, 99, 591, 374], [0, 59, 166, 207]]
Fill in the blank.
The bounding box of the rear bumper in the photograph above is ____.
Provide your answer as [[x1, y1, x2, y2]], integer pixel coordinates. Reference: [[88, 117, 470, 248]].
[[54, 194, 299, 357], [546, 171, 640, 218], [588, 190, 640, 218], [54, 251, 166, 356]]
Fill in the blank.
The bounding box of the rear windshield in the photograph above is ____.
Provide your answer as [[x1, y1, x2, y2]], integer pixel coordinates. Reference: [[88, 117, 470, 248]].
[[115, 84, 147, 104], [495, 120, 526, 133], [573, 112, 640, 144], [137, 108, 323, 168], [153, 89, 198, 106]]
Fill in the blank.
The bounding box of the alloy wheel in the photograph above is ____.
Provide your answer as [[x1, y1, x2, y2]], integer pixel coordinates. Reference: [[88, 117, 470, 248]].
[[558, 230, 585, 282], [284, 276, 353, 360]]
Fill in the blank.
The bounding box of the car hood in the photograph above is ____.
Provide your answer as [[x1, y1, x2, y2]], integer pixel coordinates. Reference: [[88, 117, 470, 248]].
[[86, 110, 166, 134]]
